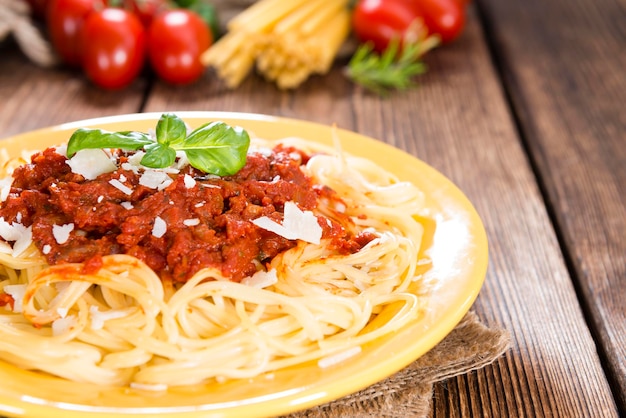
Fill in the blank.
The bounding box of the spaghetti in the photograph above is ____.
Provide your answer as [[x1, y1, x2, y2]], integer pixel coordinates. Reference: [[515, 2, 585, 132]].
[[0, 132, 427, 388]]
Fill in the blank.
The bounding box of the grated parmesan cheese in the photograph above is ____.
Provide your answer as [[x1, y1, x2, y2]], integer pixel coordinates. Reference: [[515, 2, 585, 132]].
[[109, 179, 133, 196], [89, 306, 129, 330], [11, 224, 32, 257], [183, 218, 200, 226], [0, 219, 33, 257], [183, 174, 196, 189], [139, 169, 172, 190], [241, 269, 278, 288], [152, 216, 167, 238], [54, 144, 67, 156], [120, 201, 134, 210], [42, 244, 51, 254], [175, 151, 189, 170], [66, 149, 117, 180], [3, 284, 26, 313], [0, 177, 12, 203], [52, 223, 74, 244], [252, 202, 322, 244], [0, 218, 21, 241], [127, 151, 146, 168]]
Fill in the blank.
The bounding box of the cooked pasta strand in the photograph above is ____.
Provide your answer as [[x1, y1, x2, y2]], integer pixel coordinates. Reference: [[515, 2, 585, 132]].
[[0, 136, 428, 387]]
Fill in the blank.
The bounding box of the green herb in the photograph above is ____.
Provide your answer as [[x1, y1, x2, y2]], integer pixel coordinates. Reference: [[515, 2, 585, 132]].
[[67, 114, 250, 176], [345, 34, 440, 96]]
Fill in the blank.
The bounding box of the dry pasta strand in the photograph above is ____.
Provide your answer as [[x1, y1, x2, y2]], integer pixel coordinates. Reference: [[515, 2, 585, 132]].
[[201, 0, 351, 89]]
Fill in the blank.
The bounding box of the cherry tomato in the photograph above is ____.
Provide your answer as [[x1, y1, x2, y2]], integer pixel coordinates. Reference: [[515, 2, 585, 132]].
[[414, 0, 465, 43], [352, 0, 465, 51], [47, 0, 97, 66], [352, 0, 424, 53], [80, 8, 147, 89], [147, 9, 212, 85]]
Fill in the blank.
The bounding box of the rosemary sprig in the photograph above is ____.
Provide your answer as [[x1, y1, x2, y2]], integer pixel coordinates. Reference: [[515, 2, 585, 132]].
[[345, 22, 440, 96]]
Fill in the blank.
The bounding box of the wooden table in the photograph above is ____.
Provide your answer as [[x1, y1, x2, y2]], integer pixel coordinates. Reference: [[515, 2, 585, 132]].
[[0, 0, 624, 416]]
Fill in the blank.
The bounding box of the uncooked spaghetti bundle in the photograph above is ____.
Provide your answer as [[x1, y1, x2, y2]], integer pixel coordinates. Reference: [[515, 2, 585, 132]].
[[201, 0, 350, 89]]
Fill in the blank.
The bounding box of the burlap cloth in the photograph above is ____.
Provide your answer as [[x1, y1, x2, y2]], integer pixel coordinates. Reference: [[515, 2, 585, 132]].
[[283, 311, 510, 418]]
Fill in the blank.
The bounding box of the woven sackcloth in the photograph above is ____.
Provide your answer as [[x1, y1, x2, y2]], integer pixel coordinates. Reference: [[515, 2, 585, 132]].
[[282, 311, 510, 418]]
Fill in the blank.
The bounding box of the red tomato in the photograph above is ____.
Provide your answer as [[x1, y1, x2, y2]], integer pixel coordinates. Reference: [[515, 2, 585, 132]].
[[352, 0, 465, 51], [47, 0, 98, 66], [80, 8, 147, 89], [415, 0, 465, 43], [148, 9, 212, 85], [352, 0, 423, 53]]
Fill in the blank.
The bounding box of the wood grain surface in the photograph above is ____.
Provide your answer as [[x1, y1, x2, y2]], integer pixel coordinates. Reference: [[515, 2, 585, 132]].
[[0, 43, 148, 139], [477, 0, 626, 411], [0, 1, 622, 416]]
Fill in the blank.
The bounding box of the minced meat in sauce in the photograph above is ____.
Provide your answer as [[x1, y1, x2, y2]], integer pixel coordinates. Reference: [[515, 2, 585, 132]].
[[0, 145, 374, 283]]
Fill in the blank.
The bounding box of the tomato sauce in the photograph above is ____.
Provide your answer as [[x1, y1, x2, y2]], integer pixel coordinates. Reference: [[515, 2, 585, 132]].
[[0, 145, 373, 282]]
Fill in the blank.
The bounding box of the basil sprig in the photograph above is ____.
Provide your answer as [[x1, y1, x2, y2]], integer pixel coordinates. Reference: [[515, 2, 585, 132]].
[[66, 114, 250, 176]]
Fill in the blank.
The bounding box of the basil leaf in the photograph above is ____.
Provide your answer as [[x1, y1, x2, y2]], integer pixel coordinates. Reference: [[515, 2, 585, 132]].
[[179, 122, 250, 176], [155, 113, 187, 147], [66, 114, 250, 175], [140, 143, 177, 168], [67, 128, 153, 157]]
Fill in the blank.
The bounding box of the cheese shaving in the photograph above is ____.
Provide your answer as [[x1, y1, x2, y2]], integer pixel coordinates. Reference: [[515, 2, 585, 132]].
[[252, 202, 322, 244], [183, 174, 196, 189], [139, 170, 172, 190], [0, 177, 12, 203], [242, 269, 278, 289], [3, 284, 26, 313], [52, 223, 74, 244], [0, 219, 33, 257], [66, 149, 117, 180], [109, 179, 133, 196], [89, 306, 129, 330], [152, 216, 167, 238]]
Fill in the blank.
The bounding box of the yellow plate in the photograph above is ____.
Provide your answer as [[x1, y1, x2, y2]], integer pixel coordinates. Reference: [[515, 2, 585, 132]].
[[0, 112, 488, 418]]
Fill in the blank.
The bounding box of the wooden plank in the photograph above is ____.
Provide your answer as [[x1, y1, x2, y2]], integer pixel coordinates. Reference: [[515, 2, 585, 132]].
[[0, 44, 147, 139], [143, 71, 356, 126], [477, 0, 626, 411], [144, 8, 618, 416]]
